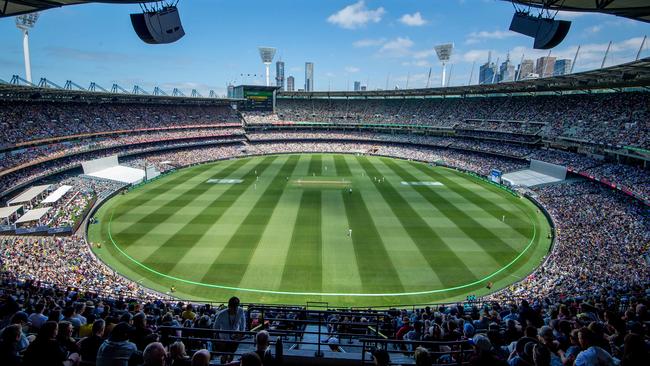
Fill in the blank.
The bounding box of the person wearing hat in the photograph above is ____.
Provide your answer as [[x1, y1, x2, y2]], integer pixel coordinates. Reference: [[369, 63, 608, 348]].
[[468, 334, 507, 366], [96, 322, 139, 366]]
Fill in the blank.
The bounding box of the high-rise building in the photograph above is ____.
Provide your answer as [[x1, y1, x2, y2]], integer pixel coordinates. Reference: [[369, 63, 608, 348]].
[[553, 59, 572, 76], [227, 84, 235, 99], [305, 62, 314, 91], [287, 76, 295, 91], [516, 59, 535, 80], [479, 52, 498, 85], [536, 56, 556, 78], [275, 61, 285, 90], [498, 54, 516, 83], [353, 81, 361, 91]]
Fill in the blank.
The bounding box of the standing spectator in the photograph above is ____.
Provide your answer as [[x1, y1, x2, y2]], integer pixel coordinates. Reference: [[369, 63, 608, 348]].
[[213, 297, 246, 364]]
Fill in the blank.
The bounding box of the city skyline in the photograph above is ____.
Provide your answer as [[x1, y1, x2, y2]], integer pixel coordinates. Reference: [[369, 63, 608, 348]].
[[0, 1, 647, 95]]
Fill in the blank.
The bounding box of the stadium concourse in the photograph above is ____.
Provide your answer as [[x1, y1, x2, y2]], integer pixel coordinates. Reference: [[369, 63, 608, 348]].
[[0, 73, 649, 366]]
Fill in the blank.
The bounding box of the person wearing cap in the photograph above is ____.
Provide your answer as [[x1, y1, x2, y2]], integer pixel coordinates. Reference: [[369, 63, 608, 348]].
[[96, 322, 139, 366], [468, 334, 507, 366], [213, 297, 246, 364]]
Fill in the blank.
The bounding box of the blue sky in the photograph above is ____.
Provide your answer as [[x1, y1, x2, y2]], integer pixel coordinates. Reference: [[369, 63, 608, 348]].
[[0, 0, 648, 95]]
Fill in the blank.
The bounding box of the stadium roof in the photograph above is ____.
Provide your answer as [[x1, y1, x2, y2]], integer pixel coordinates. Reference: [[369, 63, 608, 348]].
[[279, 57, 650, 99], [0, 1, 156, 17], [508, 0, 650, 23]]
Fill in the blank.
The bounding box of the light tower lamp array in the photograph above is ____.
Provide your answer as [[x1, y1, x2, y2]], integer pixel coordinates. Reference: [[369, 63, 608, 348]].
[[15, 12, 39, 84], [258, 47, 277, 87]]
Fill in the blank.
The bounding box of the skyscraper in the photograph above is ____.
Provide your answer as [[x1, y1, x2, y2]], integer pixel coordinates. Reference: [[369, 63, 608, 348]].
[[498, 54, 516, 83], [287, 76, 295, 91], [553, 59, 572, 76], [479, 52, 498, 85], [275, 61, 285, 90], [516, 59, 535, 80], [353, 81, 361, 91], [305, 62, 314, 91], [227, 84, 234, 99], [536, 56, 556, 78]]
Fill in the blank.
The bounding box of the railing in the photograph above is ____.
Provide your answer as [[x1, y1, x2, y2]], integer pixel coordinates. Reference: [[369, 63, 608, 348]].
[[360, 338, 472, 365]]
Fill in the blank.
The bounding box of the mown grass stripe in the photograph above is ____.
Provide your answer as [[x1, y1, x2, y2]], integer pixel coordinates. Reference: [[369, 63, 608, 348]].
[[339, 156, 405, 292], [111, 165, 211, 221], [279, 190, 323, 292], [308, 154, 322, 176], [333, 155, 351, 176], [357, 156, 478, 286], [138, 156, 279, 273], [200, 155, 301, 284], [112, 158, 252, 248], [407, 162, 532, 238], [381, 158, 519, 266]]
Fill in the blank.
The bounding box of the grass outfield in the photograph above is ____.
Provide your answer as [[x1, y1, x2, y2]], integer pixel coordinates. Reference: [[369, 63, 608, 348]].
[[88, 154, 552, 307]]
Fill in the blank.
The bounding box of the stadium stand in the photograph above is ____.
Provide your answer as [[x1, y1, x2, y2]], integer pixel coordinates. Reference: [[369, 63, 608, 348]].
[[0, 68, 649, 366]]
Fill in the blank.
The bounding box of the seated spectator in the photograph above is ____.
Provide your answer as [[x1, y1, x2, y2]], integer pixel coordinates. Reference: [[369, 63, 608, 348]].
[[142, 342, 167, 366], [253, 330, 282, 366], [240, 352, 262, 366], [169, 341, 191, 366], [0, 324, 22, 366], [57, 321, 80, 354], [28, 303, 48, 331], [131, 312, 155, 350], [78, 319, 105, 362], [371, 349, 390, 366], [468, 334, 507, 366], [574, 328, 618, 366], [96, 322, 138, 366], [23, 321, 80, 366], [191, 349, 211, 366]]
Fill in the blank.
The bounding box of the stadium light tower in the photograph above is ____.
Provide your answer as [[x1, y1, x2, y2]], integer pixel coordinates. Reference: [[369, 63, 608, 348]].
[[15, 12, 39, 84], [434, 43, 453, 87], [258, 47, 277, 87]]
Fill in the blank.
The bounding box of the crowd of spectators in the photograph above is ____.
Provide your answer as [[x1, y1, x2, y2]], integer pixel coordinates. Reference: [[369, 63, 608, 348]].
[[274, 92, 649, 148], [0, 101, 242, 146]]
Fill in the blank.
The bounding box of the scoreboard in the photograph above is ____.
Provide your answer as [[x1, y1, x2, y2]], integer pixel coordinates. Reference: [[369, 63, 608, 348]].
[[233, 85, 278, 111]]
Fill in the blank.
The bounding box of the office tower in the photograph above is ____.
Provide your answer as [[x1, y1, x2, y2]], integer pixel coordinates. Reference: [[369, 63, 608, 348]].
[[275, 61, 285, 90], [479, 51, 498, 85], [553, 59, 572, 76], [536, 56, 556, 78], [354, 81, 361, 91], [516, 59, 535, 80], [227, 84, 234, 98], [498, 54, 516, 82], [287, 76, 295, 91], [305, 62, 314, 91]]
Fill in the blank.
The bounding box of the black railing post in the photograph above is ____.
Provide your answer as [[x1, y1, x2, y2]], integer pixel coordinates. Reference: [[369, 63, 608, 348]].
[[315, 310, 324, 357], [361, 339, 366, 365]]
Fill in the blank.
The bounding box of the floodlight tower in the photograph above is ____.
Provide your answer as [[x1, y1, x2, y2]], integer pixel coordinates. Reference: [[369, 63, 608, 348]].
[[15, 12, 39, 84], [434, 43, 454, 87], [258, 47, 277, 87]]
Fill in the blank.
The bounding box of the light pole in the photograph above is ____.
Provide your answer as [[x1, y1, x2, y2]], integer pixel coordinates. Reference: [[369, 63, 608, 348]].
[[15, 12, 40, 84], [258, 47, 276, 87], [434, 43, 453, 87]]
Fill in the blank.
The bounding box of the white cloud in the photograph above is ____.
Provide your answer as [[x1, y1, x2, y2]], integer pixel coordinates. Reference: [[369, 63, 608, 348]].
[[399, 12, 427, 27], [413, 48, 436, 59], [327, 1, 385, 30], [353, 38, 386, 48], [586, 25, 602, 33], [378, 37, 414, 58], [465, 29, 518, 44], [345, 66, 360, 73]]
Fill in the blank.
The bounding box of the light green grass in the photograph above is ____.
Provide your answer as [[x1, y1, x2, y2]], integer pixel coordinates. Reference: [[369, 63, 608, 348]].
[[88, 154, 552, 307]]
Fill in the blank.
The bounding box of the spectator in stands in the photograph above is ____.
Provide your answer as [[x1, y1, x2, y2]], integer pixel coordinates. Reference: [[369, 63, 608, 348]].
[[191, 349, 211, 366], [574, 328, 618, 366], [169, 341, 191, 366], [28, 303, 48, 330], [23, 321, 81, 366], [251, 330, 283, 366], [131, 312, 155, 350], [78, 319, 105, 363], [213, 296, 246, 364], [468, 334, 507, 366], [57, 321, 80, 354], [414, 346, 433, 366], [240, 352, 262, 366], [0, 324, 22, 366], [142, 342, 167, 366], [96, 322, 139, 366], [3, 311, 31, 352], [620, 333, 647, 366], [371, 349, 390, 366]]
